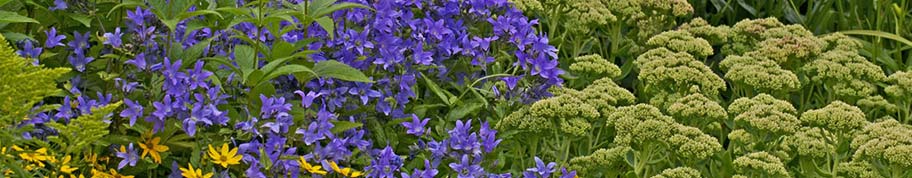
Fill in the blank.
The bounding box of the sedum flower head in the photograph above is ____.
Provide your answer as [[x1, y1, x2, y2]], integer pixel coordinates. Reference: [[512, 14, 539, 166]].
[[720, 54, 801, 93], [728, 94, 797, 116], [801, 50, 885, 99], [498, 89, 600, 136], [668, 124, 723, 160], [563, 0, 618, 34], [724, 17, 786, 55], [578, 77, 636, 113], [851, 119, 912, 169], [650, 167, 702, 178], [836, 161, 884, 178], [885, 71, 912, 99], [646, 30, 714, 58], [780, 127, 837, 158], [569, 146, 631, 176], [856, 95, 898, 117], [569, 54, 622, 79], [609, 104, 676, 146], [733, 152, 792, 178], [667, 92, 727, 128], [679, 18, 731, 44], [636, 48, 726, 96], [820, 33, 863, 52], [800, 101, 868, 135]]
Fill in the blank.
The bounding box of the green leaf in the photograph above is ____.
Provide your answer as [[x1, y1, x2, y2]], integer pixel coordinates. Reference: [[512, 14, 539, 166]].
[[106, 0, 144, 18], [0, 11, 39, 24], [1, 32, 34, 42], [330, 120, 363, 134], [420, 72, 453, 106], [841, 30, 912, 49], [262, 64, 315, 84], [270, 41, 295, 60], [446, 99, 482, 120], [235, 45, 257, 71], [313, 60, 372, 82], [69, 14, 93, 27], [312, 2, 371, 18], [315, 16, 335, 39]]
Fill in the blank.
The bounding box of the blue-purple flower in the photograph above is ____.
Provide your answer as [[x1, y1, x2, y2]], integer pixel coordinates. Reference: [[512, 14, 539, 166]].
[[103, 28, 124, 47], [116, 143, 139, 169], [16, 40, 42, 63], [367, 145, 403, 178], [449, 155, 484, 178], [120, 98, 144, 127], [44, 27, 66, 48], [49, 0, 67, 11], [402, 115, 429, 136], [523, 157, 557, 178]]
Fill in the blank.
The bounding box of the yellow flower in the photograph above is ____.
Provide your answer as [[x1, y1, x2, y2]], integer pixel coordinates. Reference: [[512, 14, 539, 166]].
[[207, 143, 242, 168], [326, 161, 363, 178], [19, 147, 50, 166], [91, 169, 134, 178], [298, 157, 327, 175], [179, 163, 214, 178], [58, 174, 85, 178], [138, 135, 169, 164], [59, 155, 78, 174]]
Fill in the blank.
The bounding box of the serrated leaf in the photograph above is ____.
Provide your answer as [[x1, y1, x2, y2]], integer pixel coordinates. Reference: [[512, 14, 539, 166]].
[[313, 60, 372, 82]]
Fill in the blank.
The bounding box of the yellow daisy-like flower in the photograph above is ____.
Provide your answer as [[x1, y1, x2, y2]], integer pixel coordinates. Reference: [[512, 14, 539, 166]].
[[19, 147, 50, 166], [326, 161, 363, 178], [138, 134, 170, 164], [179, 163, 214, 178], [207, 143, 242, 168], [59, 155, 78, 174], [91, 168, 134, 178], [298, 157, 327, 175], [58, 174, 85, 178]]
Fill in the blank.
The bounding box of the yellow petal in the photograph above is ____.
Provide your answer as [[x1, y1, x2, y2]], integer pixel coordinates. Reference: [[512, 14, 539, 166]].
[[350, 170, 364, 178], [207, 145, 219, 159], [219, 143, 229, 155], [227, 147, 238, 157]]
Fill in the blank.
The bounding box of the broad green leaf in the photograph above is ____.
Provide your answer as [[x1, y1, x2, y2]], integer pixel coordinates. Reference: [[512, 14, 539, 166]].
[[270, 41, 295, 60], [262, 65, 315, 84], [315, 16, 335, 39], [446, 99, 482, 120], [1, 32, 34, 42], [313, 60, 372, 82], [69, 14, 93, 27], [420, 72, 453, 106], [0, 11, 39, 24], [330, 120, 363, 134], [235, 45, 257, 71]]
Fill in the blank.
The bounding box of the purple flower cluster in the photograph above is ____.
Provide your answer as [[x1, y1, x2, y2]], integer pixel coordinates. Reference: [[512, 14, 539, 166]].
[[144, 58, 227, 136], [15, 0, 571, 176]]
